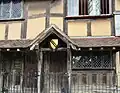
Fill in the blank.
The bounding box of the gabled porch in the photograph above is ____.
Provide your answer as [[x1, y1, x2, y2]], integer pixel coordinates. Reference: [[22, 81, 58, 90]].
[[0, 25, 120, 93]]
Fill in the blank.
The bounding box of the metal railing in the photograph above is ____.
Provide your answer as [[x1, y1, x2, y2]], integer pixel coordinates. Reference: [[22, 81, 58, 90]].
[[0, 71, 120, 93]]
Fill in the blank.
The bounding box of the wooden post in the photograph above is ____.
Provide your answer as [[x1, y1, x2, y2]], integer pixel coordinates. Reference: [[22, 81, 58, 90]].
[[0, 51, 3, 92], [0, 72, 3, 92], [116, 51, 120, 87], [37, 50, 43, 93], [20, 52, 24, 93], [67, 46, 71, 93]]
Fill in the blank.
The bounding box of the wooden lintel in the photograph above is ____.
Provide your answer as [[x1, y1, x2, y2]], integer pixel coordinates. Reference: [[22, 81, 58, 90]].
[[28, 13, 46, 19], [50, 13, 63, 17], [65, 14, 113, 20], [28, 13, 63, 19], [41, 48, 67, 51]]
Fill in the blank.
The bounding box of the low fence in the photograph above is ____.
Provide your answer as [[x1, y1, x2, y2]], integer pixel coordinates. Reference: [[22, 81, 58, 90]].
[[0, 71, 120, 93]]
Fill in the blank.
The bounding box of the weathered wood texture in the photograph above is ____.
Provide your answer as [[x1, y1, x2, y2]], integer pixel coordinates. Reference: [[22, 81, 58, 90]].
[[43, 51, 67, 93]]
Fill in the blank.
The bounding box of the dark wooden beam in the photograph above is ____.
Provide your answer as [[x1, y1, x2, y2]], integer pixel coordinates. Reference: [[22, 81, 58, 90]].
[[111, 17, 115, 36], [50, 13, 63, 17], [41, 48, 67, 51], [0, 19, 25, 22], [65, 14, 113, 20], [67, 46, 71, 93], [28, 13, 63, 19], [37, 49, 43, 93], [28, 13, 46, 19], [112, 0, 115, 13], [63, 0, 68, 34], [21, 2, 28, 39], [113, 51, 116, 73], [5, 24, 9, 40], [87, 20, 91, 36], [46, 2, 50, 28], [21, 21, 27, 39]]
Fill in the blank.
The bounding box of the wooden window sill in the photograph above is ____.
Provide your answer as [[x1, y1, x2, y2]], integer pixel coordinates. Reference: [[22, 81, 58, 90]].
[[65, 14, 113, 20], [0, 18, 25, 22], [72, 68, 115, 71]]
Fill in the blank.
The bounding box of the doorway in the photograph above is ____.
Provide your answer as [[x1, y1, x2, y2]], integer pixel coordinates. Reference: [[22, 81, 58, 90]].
[[42, 51, 68, 93]]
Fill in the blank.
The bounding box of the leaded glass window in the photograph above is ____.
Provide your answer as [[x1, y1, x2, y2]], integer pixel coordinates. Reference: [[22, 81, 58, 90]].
[[67, 0, 111, 16], [0, 0, 23, 19], [88, 0, 101, 15], [72, 51, 113, 69]]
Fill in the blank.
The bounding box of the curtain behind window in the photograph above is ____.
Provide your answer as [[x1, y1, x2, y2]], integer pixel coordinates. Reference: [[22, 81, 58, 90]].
[[67, 0, 79, 16]]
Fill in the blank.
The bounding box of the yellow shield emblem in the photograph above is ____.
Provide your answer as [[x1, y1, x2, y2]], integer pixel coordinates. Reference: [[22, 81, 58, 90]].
[[50, 39, 58, 49]]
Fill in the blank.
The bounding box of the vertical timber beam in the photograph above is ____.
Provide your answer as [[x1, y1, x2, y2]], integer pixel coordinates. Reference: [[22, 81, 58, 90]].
[[37, 49, 43, 93], [20, 52, 24, 91], [111, 0, 115, 36], [21, 1, 28, 39], [64, 0, 68, 34], [67, 45, 71, 93], [87, 20, 92, 36], [0, 51, 3, 92], [116, 51, 120, 88], [5, 24, 9, 40], [111, 17, 115, 36], [46, 1, 50, 28]]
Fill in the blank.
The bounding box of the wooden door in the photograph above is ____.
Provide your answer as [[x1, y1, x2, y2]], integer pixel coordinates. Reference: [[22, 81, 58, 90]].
[[43, 51, 68, 93]]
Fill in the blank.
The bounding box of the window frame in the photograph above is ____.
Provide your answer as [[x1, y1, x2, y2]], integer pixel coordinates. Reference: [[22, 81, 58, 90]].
[[66, 0, 113, 19], [71, 51, 113, 70], [0, 0, 24, 21]]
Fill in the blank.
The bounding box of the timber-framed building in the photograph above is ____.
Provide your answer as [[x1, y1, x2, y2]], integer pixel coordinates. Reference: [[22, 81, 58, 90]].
[[0, 0, 120, 93]]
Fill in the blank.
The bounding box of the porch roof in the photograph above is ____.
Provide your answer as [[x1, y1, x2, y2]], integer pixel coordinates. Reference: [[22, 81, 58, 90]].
[[72, 37, 120, 48], [0, 37, 120, 49], [0, 24, 120, 49], [0, 40, 32, 48]]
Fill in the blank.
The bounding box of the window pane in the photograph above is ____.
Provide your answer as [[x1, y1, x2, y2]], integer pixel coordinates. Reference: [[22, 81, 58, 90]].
[[115, 15, 120, 36], [92, 53, 102, 68], [72, 51, 112, 69], [2, 0, 11, 19], [0, 1, 2, 18], [102, 53, 111, 68], [67, 0, 79, 16], [88, 0, 101, 15], [11, 0, 22, 18]]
